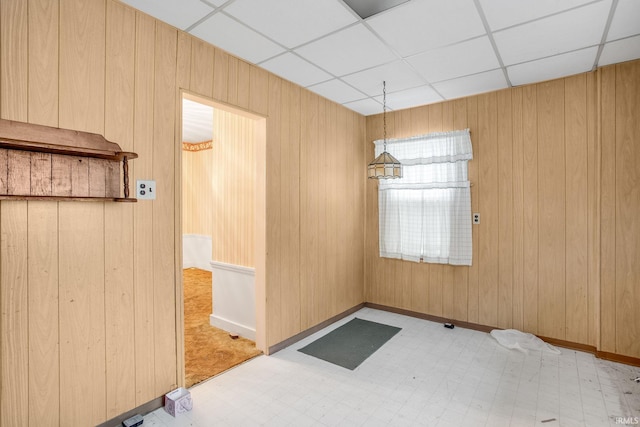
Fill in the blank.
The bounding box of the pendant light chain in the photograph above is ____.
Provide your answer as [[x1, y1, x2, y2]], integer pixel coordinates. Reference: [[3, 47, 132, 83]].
[[383, 81, 387, 152]]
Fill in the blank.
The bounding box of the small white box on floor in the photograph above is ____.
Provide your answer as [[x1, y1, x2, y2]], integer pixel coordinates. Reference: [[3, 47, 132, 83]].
[[164, 387, 192, 416]]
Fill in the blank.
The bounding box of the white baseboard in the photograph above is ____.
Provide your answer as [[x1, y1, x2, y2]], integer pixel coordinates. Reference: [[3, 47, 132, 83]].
[[182, 234, 212, 271], [209, 314, 256, 341]]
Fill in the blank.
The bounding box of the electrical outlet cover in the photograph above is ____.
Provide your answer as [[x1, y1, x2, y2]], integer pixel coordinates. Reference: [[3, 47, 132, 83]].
[[137, 180, 156, 200]]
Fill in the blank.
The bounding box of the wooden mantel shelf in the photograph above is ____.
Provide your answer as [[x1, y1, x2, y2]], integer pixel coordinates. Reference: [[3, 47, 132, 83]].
[[0, 119, 138, 202]]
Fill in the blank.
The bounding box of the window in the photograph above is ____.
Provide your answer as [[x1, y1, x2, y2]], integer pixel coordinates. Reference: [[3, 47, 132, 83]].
[[376, 129, 473, 266]]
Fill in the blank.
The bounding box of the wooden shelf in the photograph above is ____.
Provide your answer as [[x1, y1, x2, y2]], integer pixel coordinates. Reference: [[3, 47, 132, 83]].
[[0, 119, 137, 202]]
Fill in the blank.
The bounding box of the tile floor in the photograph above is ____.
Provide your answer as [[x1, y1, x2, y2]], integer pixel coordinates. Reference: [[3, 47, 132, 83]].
[[145, 308, 640, 426]]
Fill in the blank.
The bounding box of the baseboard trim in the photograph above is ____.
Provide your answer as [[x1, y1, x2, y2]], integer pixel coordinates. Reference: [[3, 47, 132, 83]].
[[366, 302, 640, 367], [365, 302, 495, 333], [97, 396, 163, 427], [268, 303, 365, 355], [596, 350, 640, 367]]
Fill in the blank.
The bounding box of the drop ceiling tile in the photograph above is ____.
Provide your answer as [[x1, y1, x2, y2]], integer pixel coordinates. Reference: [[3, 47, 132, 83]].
[[259, 53, 332, 87], [599, 35, 640, 66], [201, 0, 225, 7], [367, 0, 486, 58], [341, 61, 424, 96], [342, 98, 383, 116], [182, 98, 213, 143], [306, 79, 367, 104], [494, 1, 610, 66], [224, 0, 357, 48], [433, 69, 508, 100], [478, 0, 594, 31], [189, 13, 285, 64], [120, 0, 214, 30], [607, 0, 640, 41], [295, 24, 397, 77], [507, 47, 597, 86], [376, 85, 443, 110], [407, 36, 499, 83]]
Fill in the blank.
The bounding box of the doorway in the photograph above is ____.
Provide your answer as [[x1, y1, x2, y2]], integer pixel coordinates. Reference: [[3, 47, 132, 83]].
[[179, 93, 266, 387]]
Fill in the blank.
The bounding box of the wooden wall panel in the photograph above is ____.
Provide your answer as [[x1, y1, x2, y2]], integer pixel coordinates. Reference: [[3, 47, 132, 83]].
[[182, 150, 213, 236], [104, 0, 136, 419], [537, 80, 566, 340], [210, 108, 255, 267], [27, 203, 59, 427], [365, 63, 640, 359], [477, 93, 499, 327], [1, 203, 29, 427], [132, 11, 156, 406], [564, 74, 589, 344], [614, 61, 640, 358], [59, 203, 106, 426], [497, 90, 513, 329], [152, 22, 178, 396]]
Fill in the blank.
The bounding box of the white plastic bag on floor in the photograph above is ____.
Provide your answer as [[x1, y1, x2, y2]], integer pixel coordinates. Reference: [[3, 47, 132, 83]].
[[490, 329, 561, 355]]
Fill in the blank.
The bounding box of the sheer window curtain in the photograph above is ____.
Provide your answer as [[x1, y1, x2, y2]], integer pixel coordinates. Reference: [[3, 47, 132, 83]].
[[376, 129, 473, 266]]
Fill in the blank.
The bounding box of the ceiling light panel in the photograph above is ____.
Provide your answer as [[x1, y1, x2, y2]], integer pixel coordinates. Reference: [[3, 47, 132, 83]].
[[119, 0, 214, 30], [295, 24, 396, 77], [606, 0, 640, 41], [598, 35, 640, 66], [407, 36, 500, 83], [367, 0, 486, 58], [189, 13, 285, 64], [494, 1, 610, 66], [433, 69, 508, 100], [341, 61, 424, 96], [223, 0, 357, 48], [306, 79, 367, 104], [260, 53, 332, 87], [478, 0, 594, 31], [343, 0, 410, 19], [507, 47, 598, 86]]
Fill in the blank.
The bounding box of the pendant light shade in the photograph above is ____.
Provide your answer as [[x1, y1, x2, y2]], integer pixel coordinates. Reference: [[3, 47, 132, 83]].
[[368, 81, 402, 179], [367, 151, 402, 178]]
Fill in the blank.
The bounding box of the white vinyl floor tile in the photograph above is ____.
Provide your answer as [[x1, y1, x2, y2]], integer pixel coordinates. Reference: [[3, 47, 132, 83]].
[[146, 308, 640, 426]]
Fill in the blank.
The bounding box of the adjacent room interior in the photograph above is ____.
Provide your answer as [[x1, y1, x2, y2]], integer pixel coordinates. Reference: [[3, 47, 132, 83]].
[[0, 0, 638, 426], [181, 95, 263, 387]]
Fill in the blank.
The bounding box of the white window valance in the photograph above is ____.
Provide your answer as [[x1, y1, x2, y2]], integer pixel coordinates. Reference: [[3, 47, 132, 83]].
[[375, 129, 473, 266]]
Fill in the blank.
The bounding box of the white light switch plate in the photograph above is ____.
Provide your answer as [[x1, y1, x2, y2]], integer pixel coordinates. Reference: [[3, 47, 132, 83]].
[[136, 180, 156, 200]]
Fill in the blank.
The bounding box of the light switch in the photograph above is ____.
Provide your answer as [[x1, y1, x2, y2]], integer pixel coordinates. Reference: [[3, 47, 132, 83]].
[[136, 180, 156, 200]]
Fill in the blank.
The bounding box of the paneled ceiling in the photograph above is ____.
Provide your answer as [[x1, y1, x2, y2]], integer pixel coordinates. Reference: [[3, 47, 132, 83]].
[[119, 0, 640, 116]]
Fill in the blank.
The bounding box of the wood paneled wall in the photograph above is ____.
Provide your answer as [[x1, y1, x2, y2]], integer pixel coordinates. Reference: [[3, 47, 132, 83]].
[[182, 149, 213, 236], [0, 0, 366, 425], [601, 60, 640, 358], [366, 61, 640, 359], [211, 108, 255, 267]]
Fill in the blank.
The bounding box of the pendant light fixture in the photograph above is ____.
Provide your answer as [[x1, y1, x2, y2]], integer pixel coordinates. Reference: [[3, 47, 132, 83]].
[[367, 81, 402, 179]]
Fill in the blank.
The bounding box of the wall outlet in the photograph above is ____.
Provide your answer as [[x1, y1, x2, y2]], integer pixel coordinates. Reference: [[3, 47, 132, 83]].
[[473, 213, 480, 224], [136, 180, 156, 200]]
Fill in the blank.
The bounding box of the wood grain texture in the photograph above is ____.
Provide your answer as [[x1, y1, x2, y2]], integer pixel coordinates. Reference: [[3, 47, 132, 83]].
[[104, 1, 136, 418], [0, 0, 28, 121], [537, 80, 566, 340], [182, 149, 213, 236], [564, 74, 589, 344], [59, 0, 105, 134], [30, 152, 52, 196], [132, 11, 156, 405], [0, 149, 7, 193], [27, 202, 59, 427], [1, 202, 29, 427], [7, 150, 31, 195], [59, 202, 106, 426], [28, 0, 59, 127], [152, 22, 178, 396], [364, 65, 640, 353], [190, 38, 214, 99], [614, 61, 640, 357]]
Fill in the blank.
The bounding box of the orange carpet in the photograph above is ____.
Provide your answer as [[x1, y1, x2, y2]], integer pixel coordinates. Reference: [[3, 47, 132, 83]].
[[184, 268, 262, 388]]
